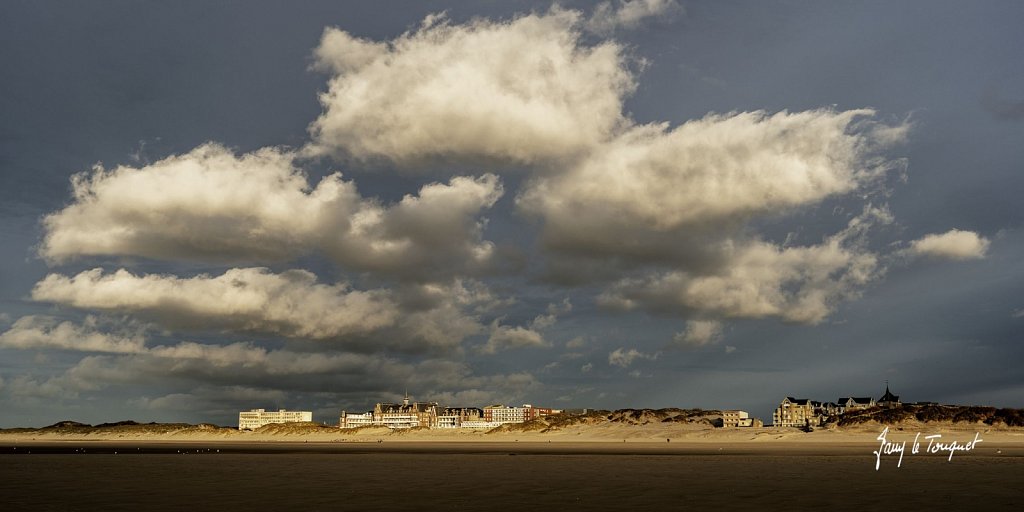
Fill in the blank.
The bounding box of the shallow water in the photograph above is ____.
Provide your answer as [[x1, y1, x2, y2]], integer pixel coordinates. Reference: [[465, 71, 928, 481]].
[[1, 443, 1020, 510]]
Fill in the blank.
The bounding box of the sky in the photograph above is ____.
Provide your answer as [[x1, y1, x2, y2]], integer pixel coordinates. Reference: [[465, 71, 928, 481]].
[[1, 0, 1022, 427]]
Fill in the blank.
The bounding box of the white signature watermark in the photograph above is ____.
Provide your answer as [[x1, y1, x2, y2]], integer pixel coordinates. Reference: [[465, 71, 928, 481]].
[[873, 426, 983, 470]]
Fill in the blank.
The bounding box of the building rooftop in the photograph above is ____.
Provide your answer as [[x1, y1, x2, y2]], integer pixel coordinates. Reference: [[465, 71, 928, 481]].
[[879, 384, 900, 403]]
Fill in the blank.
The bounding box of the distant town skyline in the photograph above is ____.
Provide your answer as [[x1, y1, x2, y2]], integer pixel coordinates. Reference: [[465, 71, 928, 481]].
[[2, 1, 1023, 427]]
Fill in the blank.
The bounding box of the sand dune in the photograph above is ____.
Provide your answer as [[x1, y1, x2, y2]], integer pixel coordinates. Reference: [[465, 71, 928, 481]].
[[3, 410, 1024, 450]]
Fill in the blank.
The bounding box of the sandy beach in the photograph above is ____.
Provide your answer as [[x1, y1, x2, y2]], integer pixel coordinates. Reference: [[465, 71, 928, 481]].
[[3, 430, 1022, 511], [3, 419, 1023, 454], [4, 419, 1022, 510]]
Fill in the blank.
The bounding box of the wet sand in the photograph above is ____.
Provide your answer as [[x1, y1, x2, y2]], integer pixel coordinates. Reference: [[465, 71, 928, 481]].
[[2, 441, 1021, 510]]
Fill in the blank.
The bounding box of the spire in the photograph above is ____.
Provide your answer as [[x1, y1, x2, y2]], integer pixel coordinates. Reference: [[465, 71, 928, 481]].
[[403, 389, 410, 407], [879, 381, 899, 403]]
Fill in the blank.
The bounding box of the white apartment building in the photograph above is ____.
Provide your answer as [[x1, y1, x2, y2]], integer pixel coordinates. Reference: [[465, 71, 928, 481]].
[[376, 410, 422, 429], [483, 404, 561, 425], [339, 411, 375, 429], [435, 415, 461, 429], [238, 409, 313, 430], [720, 410, 749, 427], [484, 405, 527, 424]]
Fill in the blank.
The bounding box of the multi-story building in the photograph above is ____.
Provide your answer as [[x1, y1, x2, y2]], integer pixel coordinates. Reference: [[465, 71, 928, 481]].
[[717, 410, 764, 428], [770, 384, 899, 427], [339, 396, 559, 430], [434, 407, 484, 429], [484, 404, 525, 424], [374, 394, 439, 429], [339, 411, 375, 429], [483, 404, 561, 425], [238, 409, 312, 430], [772, 397, 817, 428], [720, 410, 749, 427], [523, 405, 560, 421], [340, 394, 437, 429]]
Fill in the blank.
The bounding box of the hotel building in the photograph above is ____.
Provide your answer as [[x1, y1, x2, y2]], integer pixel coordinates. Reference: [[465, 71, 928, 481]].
[[483, 404, 561, 424], [340, 394, 447, 429], [238, 409, 313, 430], [373, 395, 439, 429], [435, 407, 485, 429]]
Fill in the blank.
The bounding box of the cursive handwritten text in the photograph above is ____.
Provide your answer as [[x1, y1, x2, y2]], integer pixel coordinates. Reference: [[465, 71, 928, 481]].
[[873, 427, 983, 470]]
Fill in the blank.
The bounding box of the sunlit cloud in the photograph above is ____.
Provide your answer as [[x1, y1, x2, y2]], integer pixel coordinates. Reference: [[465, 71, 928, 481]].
[[673, 320, 723, 347], [308, 9, 635, 165], [908, 229, 990, 261], [40, 143, 503, 280]]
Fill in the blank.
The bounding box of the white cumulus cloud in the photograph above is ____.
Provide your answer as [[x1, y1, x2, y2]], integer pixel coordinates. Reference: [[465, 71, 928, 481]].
[[326, 173, 504, 279], [40, 143, 503, 280], [30, 268, 503, 352], [0, 315, 146, 354], [41, 143, 355, 265], [31, 267, 397, 341], [308, 9, 635, 165], [909, 229, 990, 261], [518, 109, 906, 262], [600, 235, 881, 325]]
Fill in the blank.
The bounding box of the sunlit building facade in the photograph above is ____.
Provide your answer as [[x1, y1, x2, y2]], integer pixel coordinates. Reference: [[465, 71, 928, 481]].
[[772, 398, 816, 428], [339, 411, 375, 429], [483, 404, 561, 424], [238, 409, 313, 430], [340, 396, 559, 429]]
